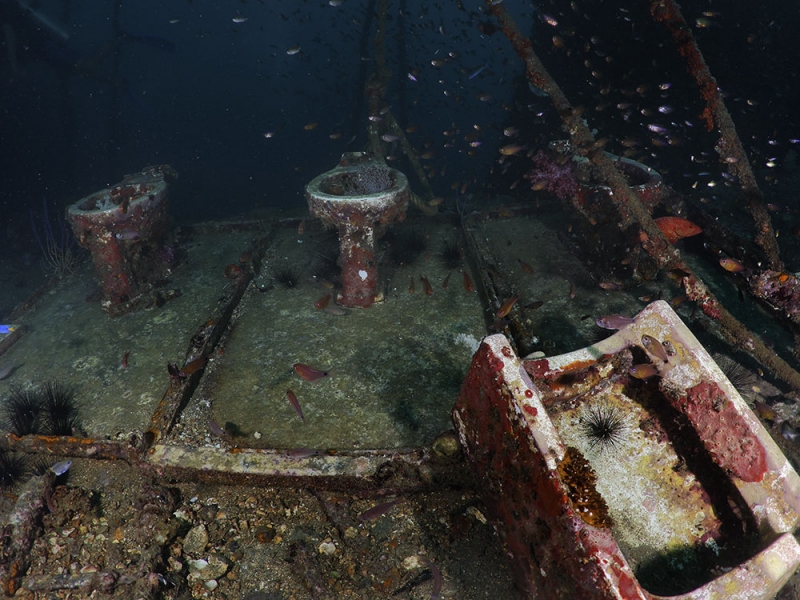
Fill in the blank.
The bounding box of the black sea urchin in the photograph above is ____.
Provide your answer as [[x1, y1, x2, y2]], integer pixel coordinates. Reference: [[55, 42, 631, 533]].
[[714, 354, 760, 402], [385, 228, 428, 267], [580, 404, 628, 452], [312, 243, 341, 284], [438, 237, 464, 270], [0, 449, 29, 488], [1, 385, 44, 436], [42, 381, 81, 436], [273, 266, 301, 289]]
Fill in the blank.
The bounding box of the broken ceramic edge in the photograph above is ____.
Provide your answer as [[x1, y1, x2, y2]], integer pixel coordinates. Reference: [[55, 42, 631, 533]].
[[146, 444, 424, 480], [475, 301, 800, 597], [700, 533, 800, 600], [527, 300, 800, 535]]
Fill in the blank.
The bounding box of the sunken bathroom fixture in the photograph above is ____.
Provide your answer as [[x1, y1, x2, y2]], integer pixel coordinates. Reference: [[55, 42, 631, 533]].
[[305, 152, 410, 308], [453, 300, 800, 599], [67, 165, 179, 317]]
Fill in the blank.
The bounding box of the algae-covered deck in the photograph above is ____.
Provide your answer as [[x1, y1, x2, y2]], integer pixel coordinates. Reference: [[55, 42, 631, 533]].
[[2, 198, 800, 599]]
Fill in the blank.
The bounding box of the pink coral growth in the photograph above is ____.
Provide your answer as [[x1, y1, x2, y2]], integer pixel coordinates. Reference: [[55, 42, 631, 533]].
[[528, 150, 580, 200]]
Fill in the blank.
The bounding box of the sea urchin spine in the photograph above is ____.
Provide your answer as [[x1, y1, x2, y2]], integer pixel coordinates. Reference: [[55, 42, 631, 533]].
[[42, 381, 80, 436], [1, 386, 43, 436], [580, 404, 628, 452], [0, 449, 29, 488]]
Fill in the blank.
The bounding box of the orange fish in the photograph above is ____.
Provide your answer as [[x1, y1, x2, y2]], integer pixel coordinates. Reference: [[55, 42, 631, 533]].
[[629, 364, 659, 380], [753, 400, 776, 423], [463, 270, 475, 292], [496, 294, 519, 318], [293, 363, 333, 381], [499, 144, 526, 156], [719, 257, 746, 273], [286, 389, 305, 423], [518, 259, 534, 275], [641, 334, 669, 363], [314, 293, 331, 309], [420, 276, 433, 296], [654, 217, 702, 244], [180, 356, 208, 377]]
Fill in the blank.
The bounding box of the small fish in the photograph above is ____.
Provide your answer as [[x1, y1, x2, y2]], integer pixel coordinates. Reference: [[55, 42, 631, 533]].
[[0, 325, 17, 334], [670, 295, 688, 307], [499, 144, 525, 156], [719, 257, 746, 273], [409, 276, 416, 294], [753, 400, 777, 423], [392, 570, 434, 597], [654, 216, 702, 244], [303, 122, 318, 131], [283, 447, 318, 459], [666, 268, 692, 282], [121, 351, 130, 369], [286, 46, 301, 55], [518, 259, 534, 275], [359, 497, 404, 521], [595, 315, 635, 330], [324, 305, 347, 316], [50, 460, 72, 476], [468, 64, 487, 79], [496, 294, 519, 318], [314, 293, 331, 310], [524, 300, 544, 310], [641, 334, 669, 362], [293, 363, 332, 381], [115, 230, 140, 240], [463, 270, 474, 292], [286, 389, 305, 423], [420, 276, 433, 296], [629, 364, 659, 379], [422, 556, 443, 600], [232, 15, 248, 23], [478, 20, 500, 35], [780, 421, 800, 442], [598, 281, 623, 291], [381, 134, 399, 142], [569, 281, 576, 299], [179, 356, 208, 377], [0, 362, 17, 380], [208, 419, 229, 439]]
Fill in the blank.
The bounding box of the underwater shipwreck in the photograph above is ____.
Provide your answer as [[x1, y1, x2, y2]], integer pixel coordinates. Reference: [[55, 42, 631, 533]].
[[3, 0, 800, 598]]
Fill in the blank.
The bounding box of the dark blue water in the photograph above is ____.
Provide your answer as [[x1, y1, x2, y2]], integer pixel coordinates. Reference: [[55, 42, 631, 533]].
[[1, 0, 797, 239]]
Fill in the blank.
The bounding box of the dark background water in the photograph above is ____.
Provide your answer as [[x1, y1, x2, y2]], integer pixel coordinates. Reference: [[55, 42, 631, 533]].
[[1, 0, 798, 242]]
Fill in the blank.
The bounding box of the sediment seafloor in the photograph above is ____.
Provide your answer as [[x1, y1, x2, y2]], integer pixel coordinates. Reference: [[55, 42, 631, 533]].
[[3, 207, 800, 599]]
